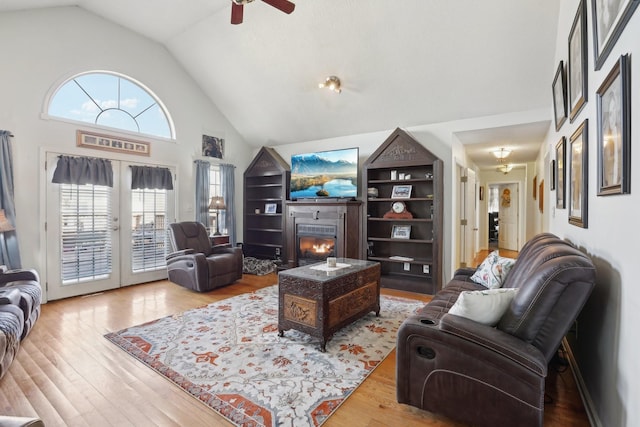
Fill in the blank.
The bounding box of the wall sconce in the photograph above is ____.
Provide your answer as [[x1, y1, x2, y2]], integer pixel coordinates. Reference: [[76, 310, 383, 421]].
[[492, 148, 512, 161], [208, 197, 226, 236], [318, 76, 342, 94]]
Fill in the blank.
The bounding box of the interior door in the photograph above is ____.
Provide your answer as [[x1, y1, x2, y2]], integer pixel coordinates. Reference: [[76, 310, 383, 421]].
[[46, 153, 175, 299], [498, 183, 519, 251], [465, 169, 477, 264]]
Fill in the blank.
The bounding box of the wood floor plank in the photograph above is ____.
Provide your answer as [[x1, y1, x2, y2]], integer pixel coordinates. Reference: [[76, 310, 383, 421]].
[[0, 270, 589, 426]]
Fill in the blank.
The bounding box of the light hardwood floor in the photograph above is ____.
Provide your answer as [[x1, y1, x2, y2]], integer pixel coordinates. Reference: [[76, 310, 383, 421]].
[[1, 256, 589, 426]]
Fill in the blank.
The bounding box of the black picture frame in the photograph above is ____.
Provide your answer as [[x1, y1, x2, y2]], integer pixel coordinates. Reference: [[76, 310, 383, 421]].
[[596, 54, 631, 196], [591, 0, 639, 70], [569, 120, 589, 228], [202, 134, 224, 159], [568, 0, 588, 122], [550, 160, 556, 191], [556, 137, 566, 209], [552, 61, 568, 131]]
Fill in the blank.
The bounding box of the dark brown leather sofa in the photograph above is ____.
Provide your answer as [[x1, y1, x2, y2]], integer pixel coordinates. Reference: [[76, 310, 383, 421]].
[[166, 222, 243, 292], [396, 233, 596, 426]]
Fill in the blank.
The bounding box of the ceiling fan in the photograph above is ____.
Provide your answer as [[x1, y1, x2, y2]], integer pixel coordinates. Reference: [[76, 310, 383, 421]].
[[231, 0, 295, 25]]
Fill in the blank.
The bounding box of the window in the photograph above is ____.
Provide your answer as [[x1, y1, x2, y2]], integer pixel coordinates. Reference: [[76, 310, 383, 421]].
[[209, 165, 226, 234], [48, 71, 175, 139], [131, 189, 168, 272], [60, 183, 112, 283]]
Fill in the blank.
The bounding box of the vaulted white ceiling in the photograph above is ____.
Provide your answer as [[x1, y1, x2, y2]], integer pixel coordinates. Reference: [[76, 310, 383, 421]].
[[0, 0, 560, 167]]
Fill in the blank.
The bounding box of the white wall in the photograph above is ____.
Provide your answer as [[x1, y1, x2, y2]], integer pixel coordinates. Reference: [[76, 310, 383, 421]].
[[0, 7, 253, 284], [542, 1, 640, 425]]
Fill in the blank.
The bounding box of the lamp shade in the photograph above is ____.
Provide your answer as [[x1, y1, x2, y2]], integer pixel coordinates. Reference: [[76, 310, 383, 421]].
[[0, 209, 15, 232], [209, 196, 226, 210], [492, 148, 512, 160]]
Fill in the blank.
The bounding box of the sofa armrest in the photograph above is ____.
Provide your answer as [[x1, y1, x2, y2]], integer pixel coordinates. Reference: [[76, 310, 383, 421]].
[[166, 249, 195, 261], [0, 288, 21, 306], [439, 313, 546, 376], [0, 268, 40, 286]]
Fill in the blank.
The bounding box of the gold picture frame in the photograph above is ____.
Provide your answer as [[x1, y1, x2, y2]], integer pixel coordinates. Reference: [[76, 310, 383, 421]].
[[76, 130, 151, 156]]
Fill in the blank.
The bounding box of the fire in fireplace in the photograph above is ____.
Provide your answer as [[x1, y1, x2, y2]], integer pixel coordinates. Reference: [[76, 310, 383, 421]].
[[296, 224, 337, 265]]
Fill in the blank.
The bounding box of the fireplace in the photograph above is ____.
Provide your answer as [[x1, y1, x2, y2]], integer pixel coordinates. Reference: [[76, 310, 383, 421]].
[[296, 224, 337, 266], [285, 200, 362, 268]]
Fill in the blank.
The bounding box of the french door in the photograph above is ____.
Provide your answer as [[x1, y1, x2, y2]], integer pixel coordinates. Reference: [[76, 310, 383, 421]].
[[45, 153, 175, 300]]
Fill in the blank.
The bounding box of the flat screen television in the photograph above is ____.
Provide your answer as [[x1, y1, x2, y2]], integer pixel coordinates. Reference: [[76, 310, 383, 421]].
[[290, 147, 359, 200]]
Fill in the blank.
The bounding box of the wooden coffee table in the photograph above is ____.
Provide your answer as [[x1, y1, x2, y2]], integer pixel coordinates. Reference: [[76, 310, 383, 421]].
[[278, 258, 381, 351]]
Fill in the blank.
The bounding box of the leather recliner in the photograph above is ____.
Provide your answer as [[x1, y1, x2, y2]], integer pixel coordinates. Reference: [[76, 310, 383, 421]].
[[396, 233, 596, 427], [166, 222, 242, 292]]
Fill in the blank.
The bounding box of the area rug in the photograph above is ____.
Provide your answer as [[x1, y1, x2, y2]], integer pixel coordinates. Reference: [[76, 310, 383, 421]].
[[105, 285, 423, 427]]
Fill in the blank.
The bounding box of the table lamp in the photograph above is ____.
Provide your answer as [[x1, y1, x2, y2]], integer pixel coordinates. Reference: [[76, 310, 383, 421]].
[[208, 197, 226, 236]]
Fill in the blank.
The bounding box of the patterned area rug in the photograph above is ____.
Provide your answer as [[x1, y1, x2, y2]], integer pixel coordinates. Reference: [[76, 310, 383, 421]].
[[105, 285, 423, 427]]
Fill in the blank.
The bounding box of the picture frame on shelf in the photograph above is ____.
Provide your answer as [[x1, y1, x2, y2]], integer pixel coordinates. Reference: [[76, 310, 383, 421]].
[[591, 0, 639, 70], [391, 184, 412, 199], [596, 54, 631, 196], [569, 120, 589, 228], [568, 0, 588, 122], [556, 137, 566, 209], [391, 225, 411, 239], [264, 203, 277, 214], [552, 61, 568, 131]]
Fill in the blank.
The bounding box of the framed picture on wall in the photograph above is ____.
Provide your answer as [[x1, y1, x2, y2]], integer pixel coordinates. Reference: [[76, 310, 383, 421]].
[[552, 61, 568, 131], [591, 0, 639, 70], [569, 120, 589, 228], [550, 160, 556, 191], [596, 54, 631, 196], [556, 137, 566, 209], [568, 0, 588, 122]]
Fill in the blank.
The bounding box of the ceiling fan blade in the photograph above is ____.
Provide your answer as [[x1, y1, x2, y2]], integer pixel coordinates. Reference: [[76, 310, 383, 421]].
[[231, 2, 244, 24], [261, 0, 295, 14]]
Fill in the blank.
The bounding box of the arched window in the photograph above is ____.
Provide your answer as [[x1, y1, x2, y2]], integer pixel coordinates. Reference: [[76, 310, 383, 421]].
[[48, 71, 175, 139]]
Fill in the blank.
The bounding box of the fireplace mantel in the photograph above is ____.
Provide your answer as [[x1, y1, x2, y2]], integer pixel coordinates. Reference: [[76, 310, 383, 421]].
[[284, 200, 362, 268]]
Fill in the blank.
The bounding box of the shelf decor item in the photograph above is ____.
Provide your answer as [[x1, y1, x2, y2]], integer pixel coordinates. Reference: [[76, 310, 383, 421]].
[[383, 201, 413, 219], [391, 185, 412, 199], [391, 225, 411, 239]]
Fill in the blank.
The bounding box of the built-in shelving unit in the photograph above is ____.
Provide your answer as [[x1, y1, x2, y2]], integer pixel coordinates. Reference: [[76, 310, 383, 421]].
[[243, 147, 290, 261], [363, 128, 443, 294]]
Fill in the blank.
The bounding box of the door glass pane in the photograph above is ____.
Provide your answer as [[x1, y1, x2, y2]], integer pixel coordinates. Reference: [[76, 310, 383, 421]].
[[60, 184, 112, 284], [131, 189, 168, 272]]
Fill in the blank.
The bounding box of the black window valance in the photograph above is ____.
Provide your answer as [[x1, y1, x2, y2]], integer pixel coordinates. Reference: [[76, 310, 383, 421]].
[[52, 155, 114, 187], [130, 165, 173, 190]]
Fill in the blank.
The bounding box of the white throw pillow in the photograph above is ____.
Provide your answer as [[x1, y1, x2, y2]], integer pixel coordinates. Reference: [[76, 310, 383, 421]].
[[448, 288, 518, 326], [470, 251, 516, 289]]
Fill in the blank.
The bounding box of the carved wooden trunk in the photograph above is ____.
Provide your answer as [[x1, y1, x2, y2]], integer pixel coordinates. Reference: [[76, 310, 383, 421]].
[[277, 258, 380, 351]]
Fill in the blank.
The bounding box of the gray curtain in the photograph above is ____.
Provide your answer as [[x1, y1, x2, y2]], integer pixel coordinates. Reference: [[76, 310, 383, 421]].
[[52, 155, 114, 187], [194, 160, 210, 228], [0, 131, 21, 268], [220, 163, 237, 246], [130, 165, 173, 190]]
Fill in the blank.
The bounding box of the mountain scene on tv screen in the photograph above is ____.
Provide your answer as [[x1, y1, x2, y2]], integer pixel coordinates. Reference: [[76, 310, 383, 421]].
[[291, 152, 357, 199]]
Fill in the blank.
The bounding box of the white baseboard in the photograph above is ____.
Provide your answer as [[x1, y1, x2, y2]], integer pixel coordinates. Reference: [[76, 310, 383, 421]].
[[562, 338, 601, 427]]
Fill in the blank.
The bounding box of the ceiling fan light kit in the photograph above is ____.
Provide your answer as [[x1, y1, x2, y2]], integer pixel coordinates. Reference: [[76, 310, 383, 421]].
[[231, 0, 295, 25]]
